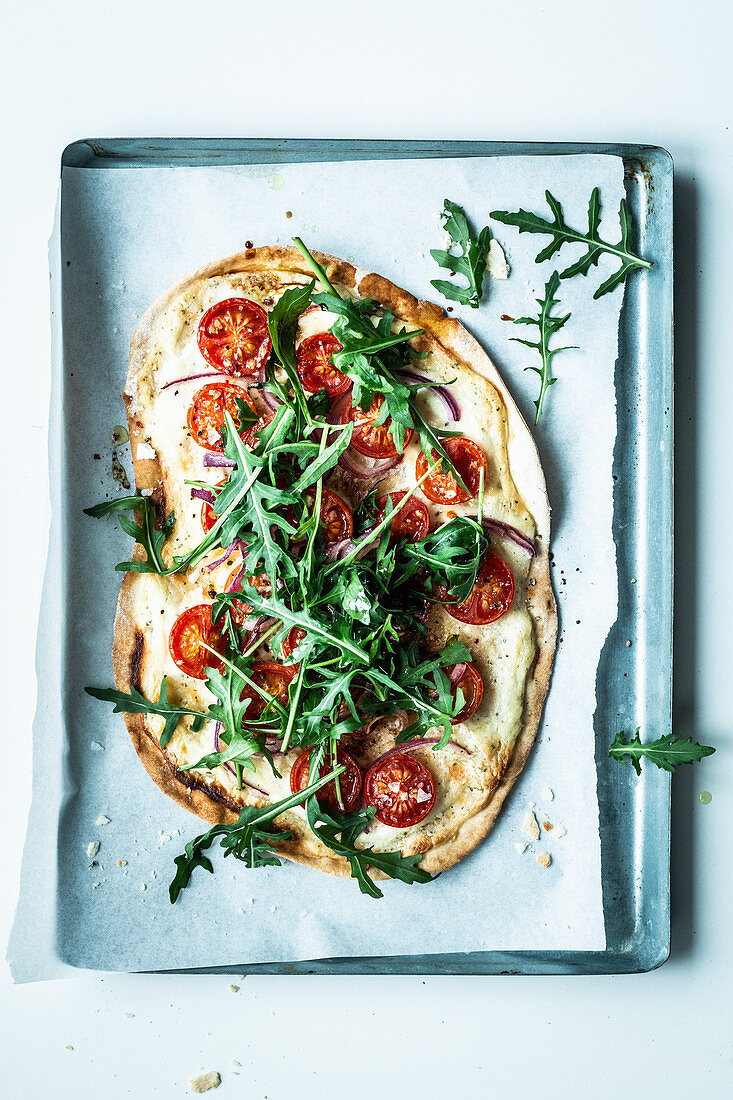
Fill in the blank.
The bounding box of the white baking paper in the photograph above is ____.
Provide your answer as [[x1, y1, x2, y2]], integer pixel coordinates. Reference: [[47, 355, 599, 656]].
[[9, 153, 625, 979]]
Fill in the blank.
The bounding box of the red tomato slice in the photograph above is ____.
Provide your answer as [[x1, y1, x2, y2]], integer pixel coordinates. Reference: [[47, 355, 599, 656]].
[[342, 394, 412, 458], [240, 661, 295, 721], [168, 604, 226, 680], [434, 551, 515, 625], [377, 490, 430, 543], [304, 487, 354, 547], [187, 382, 256, 453], [415, 436, 488, 505], [296, 333, 350, 396], [197, 297, 272, 376], [289, 748, 362, 812], [364, 752, 436, 828], [200, 479, 226, 534], [281, 626, 307, 661], [448, 663, 483, 723]]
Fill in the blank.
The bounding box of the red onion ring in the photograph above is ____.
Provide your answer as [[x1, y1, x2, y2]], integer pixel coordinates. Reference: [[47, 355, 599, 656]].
[[370, 736, 471, 769], [482, 518, 535, 557], [206, 537, 247, 571], [191, 487, 216, 505], [258, 389, 282, 413], [398, 370, 461, 421], [337, 449, 402, 479], [447, 663, 468, 685], [203, 453, 236, 469], [325, 536, 357, 562], [160, 371, 244, 392]]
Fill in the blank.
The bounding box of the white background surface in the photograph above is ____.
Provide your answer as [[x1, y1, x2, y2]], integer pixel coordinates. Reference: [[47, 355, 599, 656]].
[[1, 0, 730, 1096]]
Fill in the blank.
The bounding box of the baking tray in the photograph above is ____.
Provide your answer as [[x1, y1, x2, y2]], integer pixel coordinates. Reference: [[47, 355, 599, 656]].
[[59, 138, 674, 975]]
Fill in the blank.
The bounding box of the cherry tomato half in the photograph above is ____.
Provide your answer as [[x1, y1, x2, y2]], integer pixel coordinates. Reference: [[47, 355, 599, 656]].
[[364, 752, 436, 828], [296, 333, 350, 397], [342, 394, 412, 459], [304, 487, 354, 547], [376, 490, 431, 544], [200, 479, 226, 534], [289, 748, 362, 813], [241, 410, 275, 450], [447, 663, 483, 723], [223, 569, 271, 617], [197, 297, 272, 376], [239, 662, 295, 722], [187, 382, 256, 453], [434, 551, 515, 625], [281, 626, 307, 661], [168, 604, 226, 680], [415, 436, 488, 506]]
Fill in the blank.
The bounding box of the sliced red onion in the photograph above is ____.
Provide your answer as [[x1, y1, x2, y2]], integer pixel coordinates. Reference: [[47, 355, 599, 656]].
[[398, 370, 461, 421], [160, 370, 246, 392], [191, 487, 216, 505], [370, 736, 471, 768], [448, 663, 468, 685], [337, 449, 402, 479], [203, 452, 236, 469], [206, 537, 247, 571], [258, 389, 282, 413], [325, 536, 357, 562], [482, 518, 535, 557]]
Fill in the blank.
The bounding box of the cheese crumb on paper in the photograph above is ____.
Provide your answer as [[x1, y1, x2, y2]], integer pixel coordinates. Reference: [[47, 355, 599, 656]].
[[86, 841, 100, 859], [514, 842, 528, 854], [555, 825, 567, 838], [95, 815, 111, 826], [189, 1071, 221, 1093], [522, 812, 540, 841], [486, 238, 509, 279]]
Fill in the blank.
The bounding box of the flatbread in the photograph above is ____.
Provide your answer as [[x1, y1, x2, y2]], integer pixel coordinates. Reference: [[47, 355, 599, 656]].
[[113, 246, 557, 877]]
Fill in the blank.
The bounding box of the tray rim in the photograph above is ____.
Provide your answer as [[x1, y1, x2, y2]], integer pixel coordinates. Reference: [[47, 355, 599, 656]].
[[58, 138, 673, 976]]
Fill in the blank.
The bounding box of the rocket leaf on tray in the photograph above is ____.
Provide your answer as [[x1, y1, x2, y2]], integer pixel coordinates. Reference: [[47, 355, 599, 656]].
[[609, 729, 715, 775], [430, 198, 491, 309], [491, 187, 653, 299], [511, 271, 575, 425]]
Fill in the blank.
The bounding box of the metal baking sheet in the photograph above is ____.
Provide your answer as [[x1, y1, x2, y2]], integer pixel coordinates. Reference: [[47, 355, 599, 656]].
[[15, 139, 672, 977]]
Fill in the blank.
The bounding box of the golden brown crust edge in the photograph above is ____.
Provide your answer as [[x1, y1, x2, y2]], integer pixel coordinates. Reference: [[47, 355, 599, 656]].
[[114, 245, 558, 880]]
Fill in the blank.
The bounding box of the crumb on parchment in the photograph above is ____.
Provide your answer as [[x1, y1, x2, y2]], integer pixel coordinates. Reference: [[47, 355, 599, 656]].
[[555, 825, 567, 838], [537, 852, 552, 869], [514, 842, 528, 854], [521, 812, 540, 841], [189, 1070, 221, 1093], [95, 815, 111, 826], [86, 841, 100, 859]]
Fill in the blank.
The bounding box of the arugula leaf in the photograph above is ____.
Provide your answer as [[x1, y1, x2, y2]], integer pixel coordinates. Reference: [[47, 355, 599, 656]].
[[511, 271, 575, 425], [403, 514, 488, 602], [430, 199, 491, 308], [609, 729, 715, 775], [491, 188, 652, 299], [305, 797, 435, 899], [267, 280, 316, 423], [85, 679, 206, 749], [169, 765, 345, 902], [84, 493, 175, 573]]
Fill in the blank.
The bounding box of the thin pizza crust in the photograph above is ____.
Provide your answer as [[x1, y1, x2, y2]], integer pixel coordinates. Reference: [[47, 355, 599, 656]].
[[113, 246, 557, 879]]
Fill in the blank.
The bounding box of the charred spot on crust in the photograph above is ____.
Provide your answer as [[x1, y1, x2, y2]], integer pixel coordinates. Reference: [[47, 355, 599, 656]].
[[130, 631, 145, 692]]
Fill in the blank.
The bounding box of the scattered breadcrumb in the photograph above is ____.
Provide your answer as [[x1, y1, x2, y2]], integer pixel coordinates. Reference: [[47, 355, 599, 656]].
[[514, 842, 528, 854], [65, 1045, 74, 1051], [92, 883, 100, 889], [158, 833, 172, 846], [229, 985, 240, 993], [537, 852, 552, 868], [86, 841, 100, 859], [117, 860, 127, 867], [95, 815, 111, 826], [555, 825, 567, 838], [189, 1071, 221, 1093], [522, 812, 540, 841], [625, 640, 632, 647], [486, 238, 509, 279], [542, 821, 553, 831], [140, 884, 147, 891], [543, 788, 554, 802], [124, 1012, 135, 1019], [90, 741, 104, 752]]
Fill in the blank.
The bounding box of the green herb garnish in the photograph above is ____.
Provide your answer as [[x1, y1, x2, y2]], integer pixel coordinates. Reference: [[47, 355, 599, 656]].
[[511, 271, 575, 425], [491, 188, 652, 299], [430, 198, 491, 309], [609, 729, 715, 775]]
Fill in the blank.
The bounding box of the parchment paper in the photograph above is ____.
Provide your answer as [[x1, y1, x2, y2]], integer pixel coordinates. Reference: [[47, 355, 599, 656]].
[[9, 153, 625, 979]]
